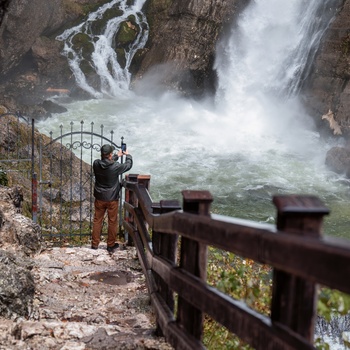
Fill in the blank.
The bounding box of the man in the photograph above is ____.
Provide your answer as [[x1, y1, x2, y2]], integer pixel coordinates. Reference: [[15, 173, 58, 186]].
[[92, 144, 133, 252]]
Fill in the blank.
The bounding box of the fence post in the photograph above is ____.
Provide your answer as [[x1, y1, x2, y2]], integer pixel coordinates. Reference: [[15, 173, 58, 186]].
[[137, 174, 151, 190], [31, 118, 36, 223], [177, 190, 213, 340], [123, 174, 139, 244], [152, 199, 181, 335], [271, 195, 329, 341], [32, 172, 38, 223]]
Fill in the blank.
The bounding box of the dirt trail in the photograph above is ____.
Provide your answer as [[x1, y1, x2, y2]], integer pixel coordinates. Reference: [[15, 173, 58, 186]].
[[0, 244, 173, 350]]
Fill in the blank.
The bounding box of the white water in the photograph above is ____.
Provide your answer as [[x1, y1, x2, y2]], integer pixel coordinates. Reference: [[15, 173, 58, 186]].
[[38, 0, 350, 241], [56, 0, 148, 97]]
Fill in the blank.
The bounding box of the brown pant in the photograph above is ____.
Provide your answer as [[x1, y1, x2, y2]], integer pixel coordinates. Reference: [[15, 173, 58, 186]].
[[91, 199, 119, 248]]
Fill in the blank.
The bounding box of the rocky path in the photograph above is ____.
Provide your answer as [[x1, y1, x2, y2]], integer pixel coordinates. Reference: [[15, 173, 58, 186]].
[[0, 244, 173, 350]]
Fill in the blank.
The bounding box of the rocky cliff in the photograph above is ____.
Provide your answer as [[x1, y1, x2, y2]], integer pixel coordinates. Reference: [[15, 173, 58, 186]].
[[301, 0, 350, 175], [0, 0, 349, 138], [302, 0, 350, 138], [135, 0, 246, 97], [0, 0, 108, 118]]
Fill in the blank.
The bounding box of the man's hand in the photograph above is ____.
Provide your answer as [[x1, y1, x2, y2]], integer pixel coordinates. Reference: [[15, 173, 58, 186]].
[[117, 149, 129, 157]]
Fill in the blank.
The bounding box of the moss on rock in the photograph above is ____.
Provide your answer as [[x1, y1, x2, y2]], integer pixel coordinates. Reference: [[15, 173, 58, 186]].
[[90, 7, 124, 33], [116, 19, 139, 47]]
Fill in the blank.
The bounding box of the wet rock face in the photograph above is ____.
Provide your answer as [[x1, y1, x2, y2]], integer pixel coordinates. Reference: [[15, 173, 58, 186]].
[[0, 0, 105, 118], [0, 0, 105, 75], [137, 0, 244, 97], [0, 0, 247, 112], [303, 0, 350, 136], [0, 0, 61, 75]]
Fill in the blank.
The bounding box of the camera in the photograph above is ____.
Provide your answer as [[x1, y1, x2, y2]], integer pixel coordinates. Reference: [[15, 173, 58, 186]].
[[121, 143, 127, 152]]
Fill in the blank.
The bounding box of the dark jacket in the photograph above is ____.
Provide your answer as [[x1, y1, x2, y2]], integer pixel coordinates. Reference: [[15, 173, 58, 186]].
[[93, 155, 133, 201]]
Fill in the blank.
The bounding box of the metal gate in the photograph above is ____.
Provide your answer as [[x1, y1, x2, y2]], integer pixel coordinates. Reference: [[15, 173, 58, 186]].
[[36, 120, 125, 244]]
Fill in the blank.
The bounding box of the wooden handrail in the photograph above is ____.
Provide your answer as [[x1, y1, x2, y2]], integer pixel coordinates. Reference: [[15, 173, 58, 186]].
[[123, 175, 350, 350]]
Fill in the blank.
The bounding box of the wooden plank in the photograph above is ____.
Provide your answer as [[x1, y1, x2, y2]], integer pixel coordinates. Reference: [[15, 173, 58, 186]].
[[271, 195, 327, 341], [137, 174, 151, 190], [131, 188, 350, 290], [152, 200, 180, 314], [149, 287, 205, 349], [151, 255, 172, 285], [153, 212, 350, 294], [152, 254, 315, 349], [135, 186, 156, 224], [133, 207, 152, 250], [123, 175, 139, 245], [166, 322, 206, 350], [126, 224, 151, 275], [170, 268, 315, 350], [273, 195, 329, 215], [177, 191, 213, 341], [149, 289, 175, 332]]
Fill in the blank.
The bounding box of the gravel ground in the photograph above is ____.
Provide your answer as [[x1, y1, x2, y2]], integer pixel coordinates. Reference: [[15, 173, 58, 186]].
[[0, 244, 173, 350]]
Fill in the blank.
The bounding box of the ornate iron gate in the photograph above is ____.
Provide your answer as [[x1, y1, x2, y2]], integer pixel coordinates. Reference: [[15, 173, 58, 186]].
[[37, 120, 125, 244]]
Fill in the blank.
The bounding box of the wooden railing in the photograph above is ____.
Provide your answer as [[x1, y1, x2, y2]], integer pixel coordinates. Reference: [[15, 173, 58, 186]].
[[123, 174, 350, 350]]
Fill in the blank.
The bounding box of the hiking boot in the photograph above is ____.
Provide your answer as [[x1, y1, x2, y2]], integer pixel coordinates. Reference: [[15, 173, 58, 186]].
[[107, 243, 119, 253], [91, 245, 98, 250]]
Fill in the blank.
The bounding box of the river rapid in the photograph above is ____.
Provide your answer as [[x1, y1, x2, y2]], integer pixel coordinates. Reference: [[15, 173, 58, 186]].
[[37, 0, 350, 240]]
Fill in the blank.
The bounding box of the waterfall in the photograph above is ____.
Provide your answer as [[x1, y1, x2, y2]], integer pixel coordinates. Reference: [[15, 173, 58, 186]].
[[55, 0, 340, 108], [207, 0, 343, 160], [56, 0, 148, 98], [215, 0, 341, 102]]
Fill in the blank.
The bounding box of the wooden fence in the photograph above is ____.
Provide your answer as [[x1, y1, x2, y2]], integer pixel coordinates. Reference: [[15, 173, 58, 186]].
[[122, 174, 350, 350]]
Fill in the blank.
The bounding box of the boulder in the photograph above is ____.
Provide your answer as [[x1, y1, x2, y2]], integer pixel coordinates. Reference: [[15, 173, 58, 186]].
[[325, 146, 350, 177], [0, 250, 35, 318], [0, 186, 43, 256], [0, 185, 42, 319]]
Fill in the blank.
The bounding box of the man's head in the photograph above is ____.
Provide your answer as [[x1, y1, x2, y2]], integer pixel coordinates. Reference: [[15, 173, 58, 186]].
[[101, 144, 115, 159]]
